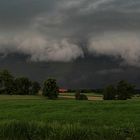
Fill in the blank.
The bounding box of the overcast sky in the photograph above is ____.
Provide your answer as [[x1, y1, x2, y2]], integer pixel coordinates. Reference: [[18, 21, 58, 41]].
[[0, 0, 140, 88]]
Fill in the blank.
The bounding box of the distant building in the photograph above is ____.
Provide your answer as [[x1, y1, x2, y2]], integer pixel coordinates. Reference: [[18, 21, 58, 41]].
[[59, 88, 68, 93]]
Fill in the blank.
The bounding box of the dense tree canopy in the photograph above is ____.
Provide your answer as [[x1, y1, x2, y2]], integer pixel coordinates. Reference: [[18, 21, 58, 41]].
[[14, 77, 31, 95], [103, 80, 135, 100], [117, 80, 135, 100], [0, 70, 14, 94], [42, 78, 59, 99], [0, 69, 41, 95], [103, 85, 116, 100]]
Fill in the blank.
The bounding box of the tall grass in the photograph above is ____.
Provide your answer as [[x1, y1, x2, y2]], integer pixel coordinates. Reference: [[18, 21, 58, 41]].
[[0, 120, 138, 140], [0, 96, 140, 139]]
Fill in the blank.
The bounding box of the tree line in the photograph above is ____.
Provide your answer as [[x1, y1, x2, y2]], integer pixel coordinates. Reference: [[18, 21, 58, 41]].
[[0, 69, 137, 100], [0, 69, 59, 99], [0, 70, 41, 95], [103, 80, 135, 100]]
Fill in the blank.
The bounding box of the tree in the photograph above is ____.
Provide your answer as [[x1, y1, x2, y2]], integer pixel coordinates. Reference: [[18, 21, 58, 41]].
[[117, 80, 135, 100], [42, 78, 59, 99], [0, 70, 14, 94], [30, 81, 41, 95], [103, 85, 116, 100], [14, 77, 31, 95]]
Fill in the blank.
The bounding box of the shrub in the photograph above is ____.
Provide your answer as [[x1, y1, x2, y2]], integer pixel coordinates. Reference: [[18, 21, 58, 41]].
[[75, 91, 88, 100]]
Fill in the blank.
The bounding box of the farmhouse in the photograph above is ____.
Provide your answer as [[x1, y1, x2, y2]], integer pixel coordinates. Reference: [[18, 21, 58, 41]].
[[59, 88, 68, 93]]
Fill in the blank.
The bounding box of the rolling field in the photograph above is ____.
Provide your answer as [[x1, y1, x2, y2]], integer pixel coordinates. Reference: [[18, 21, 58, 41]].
[[0, 95, 139, 140]]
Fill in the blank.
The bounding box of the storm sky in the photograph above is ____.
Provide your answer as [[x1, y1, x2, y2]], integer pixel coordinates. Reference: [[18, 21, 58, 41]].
[[0, 0, 140, 88]]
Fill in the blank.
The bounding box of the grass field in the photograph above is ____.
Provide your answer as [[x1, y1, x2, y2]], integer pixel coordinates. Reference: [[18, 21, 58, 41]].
[[0, 95, 139, 140]]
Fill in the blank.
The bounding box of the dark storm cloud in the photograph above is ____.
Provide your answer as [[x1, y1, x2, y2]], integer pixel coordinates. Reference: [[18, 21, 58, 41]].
[[0, 0, 56, 28], [0, 0, 140, 66], [1, 54, 140, 89], [0, 0, 140, 30]]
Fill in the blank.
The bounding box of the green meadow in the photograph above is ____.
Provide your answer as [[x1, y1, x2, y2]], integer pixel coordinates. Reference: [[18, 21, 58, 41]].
[[0, 95, 139, 140]]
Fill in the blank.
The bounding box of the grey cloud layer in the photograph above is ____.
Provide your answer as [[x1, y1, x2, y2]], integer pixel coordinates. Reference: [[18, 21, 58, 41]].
[[88, 32, 140, 66], [0, 33, 84, 61], [0, 0, 140, 66]]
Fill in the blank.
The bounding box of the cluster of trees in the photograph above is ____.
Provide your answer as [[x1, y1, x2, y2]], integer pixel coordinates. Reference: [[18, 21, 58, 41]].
[[0, 69, 137, 101], [103, 80, 135, 100], [0, 69, 59, 99], [0, 70, 41, 95]]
